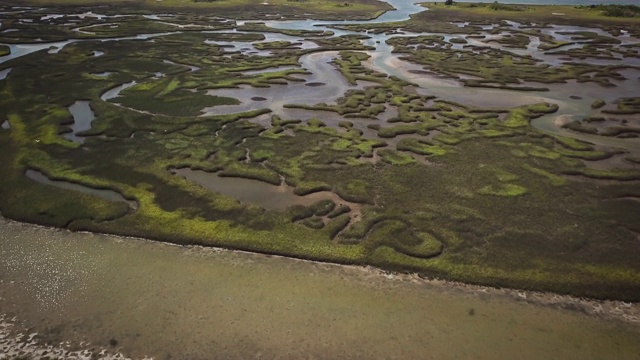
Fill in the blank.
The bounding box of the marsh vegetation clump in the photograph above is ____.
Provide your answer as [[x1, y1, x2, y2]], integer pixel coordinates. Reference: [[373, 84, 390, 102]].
[[487, 2, 527, 12], [591, 100, 606, 109], [580, 4, 640, 18], [0, 45, 10, 56]]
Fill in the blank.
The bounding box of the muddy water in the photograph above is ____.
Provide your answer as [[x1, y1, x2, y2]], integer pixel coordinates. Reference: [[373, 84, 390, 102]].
[[4, 0, 632, 151], [366, 51, 551, 109], [174, 168, 353, 211], [0, 40, 76, 64], [364, 41, 640, 152], [25, 169, 129, 204], [0, 32, 179, 66], [1, 219, 640, 359]]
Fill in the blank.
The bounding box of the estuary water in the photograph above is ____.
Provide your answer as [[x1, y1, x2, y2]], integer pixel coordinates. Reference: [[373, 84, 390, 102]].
[[1, 0, 640, 358], [1, 218, 640, 360]]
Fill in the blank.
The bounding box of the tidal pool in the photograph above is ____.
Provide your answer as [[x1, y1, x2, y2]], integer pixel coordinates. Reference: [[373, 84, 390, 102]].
[[63, 100, 95, 143], [0, 219, 639, 359], [26, 169, 129, 204], [91, 71, 112, 77], [173, 168, 354, 211]]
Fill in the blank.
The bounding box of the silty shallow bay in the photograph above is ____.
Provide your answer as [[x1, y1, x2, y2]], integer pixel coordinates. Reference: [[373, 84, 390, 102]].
[[1, 218, 640, 360], [1, 0, 640, 358]]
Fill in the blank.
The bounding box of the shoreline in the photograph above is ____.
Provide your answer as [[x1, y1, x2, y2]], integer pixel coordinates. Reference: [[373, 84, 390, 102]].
[[3, 214, 640, 359], [2, 215, 639, 327], [0, 314, 145, 360]]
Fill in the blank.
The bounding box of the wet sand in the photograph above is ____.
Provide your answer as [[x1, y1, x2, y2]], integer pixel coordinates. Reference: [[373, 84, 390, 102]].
[[1, 218, 640, 360]]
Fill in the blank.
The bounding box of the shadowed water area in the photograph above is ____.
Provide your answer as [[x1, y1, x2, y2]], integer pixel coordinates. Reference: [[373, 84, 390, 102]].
[[25, 169, 129, 204], [1, 219, 639, 360], [0, 67, 11, 80], [63, 100, 95, 143]]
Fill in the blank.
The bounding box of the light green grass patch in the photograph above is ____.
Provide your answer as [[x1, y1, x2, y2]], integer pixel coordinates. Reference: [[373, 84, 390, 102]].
[[479, 183, 528, 197]]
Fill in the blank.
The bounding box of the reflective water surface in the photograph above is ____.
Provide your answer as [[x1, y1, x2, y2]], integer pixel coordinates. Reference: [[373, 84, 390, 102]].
[[64, 100, 95, 143], [174, 168, 357, 211]]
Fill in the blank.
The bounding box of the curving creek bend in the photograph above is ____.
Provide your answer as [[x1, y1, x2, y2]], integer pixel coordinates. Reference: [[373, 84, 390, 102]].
[[2, 0, 640, 359]]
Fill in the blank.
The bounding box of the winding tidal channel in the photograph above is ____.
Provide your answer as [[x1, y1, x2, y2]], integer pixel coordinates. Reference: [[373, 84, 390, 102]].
[[2, 0, 640, 358], [2, 0, 639, 151]]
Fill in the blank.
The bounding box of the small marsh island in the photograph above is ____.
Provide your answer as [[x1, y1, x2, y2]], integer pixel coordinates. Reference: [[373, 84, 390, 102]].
[[1, 0, 640, 358]]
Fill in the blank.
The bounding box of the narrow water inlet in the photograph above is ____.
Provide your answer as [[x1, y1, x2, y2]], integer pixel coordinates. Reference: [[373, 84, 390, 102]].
[[0, 67, 12, 80], [173, 168, 355, 211], [201, 51, 366, 118], [25, 169, 130, 204], [63, 100, 95, 143], [100, 80, 137, 101]]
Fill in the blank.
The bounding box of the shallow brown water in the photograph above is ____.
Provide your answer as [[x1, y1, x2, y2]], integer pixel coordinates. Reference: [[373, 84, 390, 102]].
[[1, 219, 640, 360], [173, 168, 354, 211], [25, 169, 129, 204]]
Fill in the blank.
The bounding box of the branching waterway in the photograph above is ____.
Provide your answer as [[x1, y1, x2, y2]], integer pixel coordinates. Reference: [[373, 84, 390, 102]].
[[1, 0, 640, 358], [1, 0, 638, 150]]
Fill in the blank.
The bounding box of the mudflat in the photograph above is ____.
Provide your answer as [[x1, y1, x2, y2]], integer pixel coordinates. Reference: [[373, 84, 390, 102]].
[[1, 219, 640, 359]]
